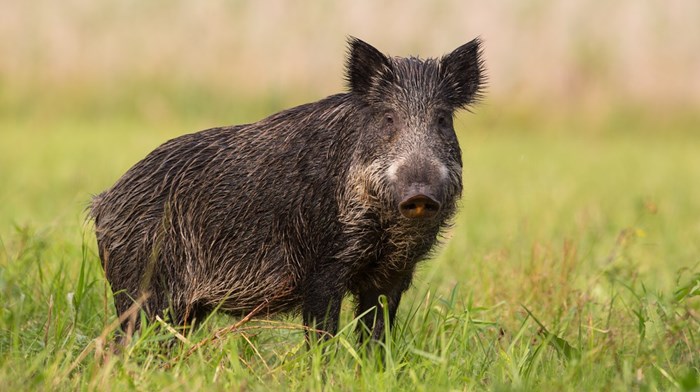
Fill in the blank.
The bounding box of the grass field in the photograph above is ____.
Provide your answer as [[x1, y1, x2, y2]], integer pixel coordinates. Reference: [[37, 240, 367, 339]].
[[1, 100, 699, 390]]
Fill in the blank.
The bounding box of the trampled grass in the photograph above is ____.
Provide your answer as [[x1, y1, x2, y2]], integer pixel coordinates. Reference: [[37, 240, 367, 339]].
[[1, 106, 699, 391]]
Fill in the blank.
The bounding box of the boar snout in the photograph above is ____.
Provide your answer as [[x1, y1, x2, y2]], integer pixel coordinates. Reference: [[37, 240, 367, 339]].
[[398, 185, 441, 219]]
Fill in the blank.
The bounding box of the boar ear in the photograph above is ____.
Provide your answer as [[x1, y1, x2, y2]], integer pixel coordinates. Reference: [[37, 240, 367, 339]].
[[345, 37, 393, 96], [439, 37, 486, 109]]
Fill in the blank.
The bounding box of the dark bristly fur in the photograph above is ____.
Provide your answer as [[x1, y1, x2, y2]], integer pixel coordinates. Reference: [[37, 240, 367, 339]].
[[90, 37, 485, 343]]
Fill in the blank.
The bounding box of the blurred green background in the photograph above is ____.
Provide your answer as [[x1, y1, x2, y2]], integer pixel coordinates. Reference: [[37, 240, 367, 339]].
[[2, 0, 699, 286], [3, 1, 700, 113]]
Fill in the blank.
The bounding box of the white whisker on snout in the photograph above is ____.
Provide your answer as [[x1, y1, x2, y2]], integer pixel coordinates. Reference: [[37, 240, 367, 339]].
[[386, 157, 404, 181], [436, 161, 450, 180]]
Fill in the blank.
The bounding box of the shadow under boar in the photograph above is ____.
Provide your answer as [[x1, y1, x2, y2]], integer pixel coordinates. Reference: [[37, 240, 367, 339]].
[[90, 37, 485, 343]]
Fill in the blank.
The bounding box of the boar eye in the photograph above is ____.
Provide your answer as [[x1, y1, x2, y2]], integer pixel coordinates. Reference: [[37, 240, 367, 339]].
[[382, 113, 397, 139], [437, 115, 447, 127]]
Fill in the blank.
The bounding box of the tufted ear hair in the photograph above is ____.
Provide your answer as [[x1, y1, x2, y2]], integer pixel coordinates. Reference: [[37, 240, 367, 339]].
[[439, 37, 486, 109], [345, 37, 393, 96]]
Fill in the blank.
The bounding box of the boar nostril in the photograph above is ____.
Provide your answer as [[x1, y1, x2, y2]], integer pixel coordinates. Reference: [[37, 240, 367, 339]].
[[399, 194, 441, 219]]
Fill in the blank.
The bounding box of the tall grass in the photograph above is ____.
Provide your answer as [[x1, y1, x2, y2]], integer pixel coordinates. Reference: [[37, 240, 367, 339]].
[[1, 106, 698, 389]]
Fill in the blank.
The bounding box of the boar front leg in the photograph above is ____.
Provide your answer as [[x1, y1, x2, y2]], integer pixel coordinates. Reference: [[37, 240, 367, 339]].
[[302, 268, 347, 342], [355, 273, 413, 343]]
